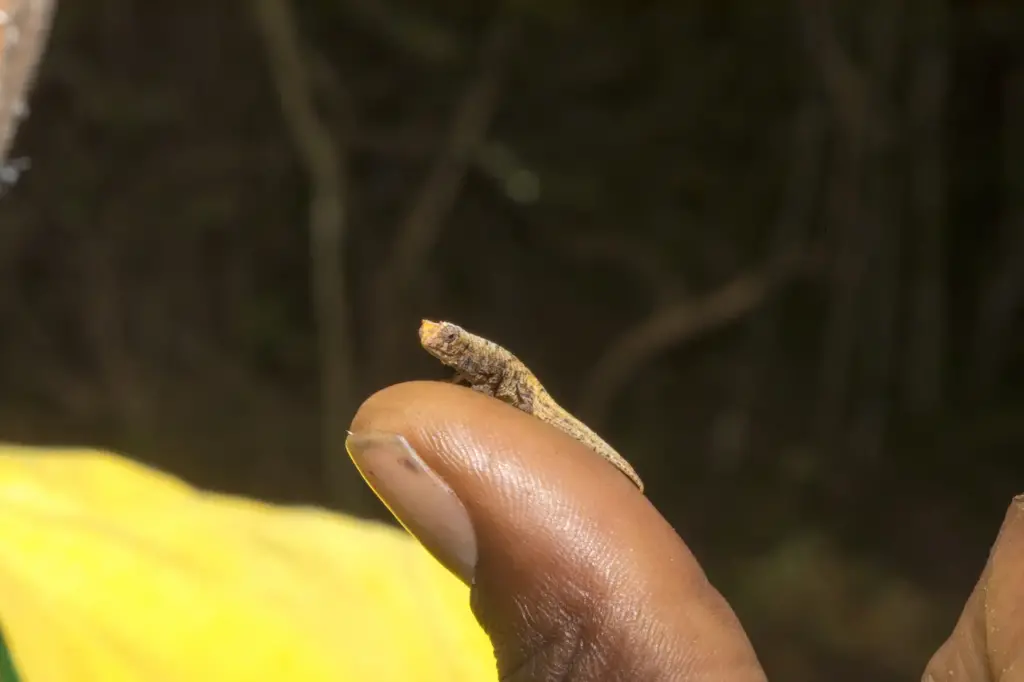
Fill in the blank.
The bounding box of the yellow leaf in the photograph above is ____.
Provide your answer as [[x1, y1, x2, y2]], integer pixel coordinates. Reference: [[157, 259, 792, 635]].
[[0, 444, 496, 681]]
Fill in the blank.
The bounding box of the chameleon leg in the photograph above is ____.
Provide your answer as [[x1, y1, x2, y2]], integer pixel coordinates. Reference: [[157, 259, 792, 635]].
[[451, 372, 498, 398]]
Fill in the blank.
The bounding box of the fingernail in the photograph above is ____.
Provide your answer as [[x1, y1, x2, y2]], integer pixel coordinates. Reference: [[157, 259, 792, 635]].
[[346, 430, 477, 583]]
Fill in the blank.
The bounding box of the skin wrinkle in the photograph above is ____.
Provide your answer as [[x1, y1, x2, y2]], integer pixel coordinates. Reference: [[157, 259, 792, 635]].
[[511, 494, 678, 676], [498, 593, 585, 681]]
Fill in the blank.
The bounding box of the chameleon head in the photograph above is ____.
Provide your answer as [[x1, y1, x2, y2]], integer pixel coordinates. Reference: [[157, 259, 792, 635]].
[[418, 319, 469, 368]]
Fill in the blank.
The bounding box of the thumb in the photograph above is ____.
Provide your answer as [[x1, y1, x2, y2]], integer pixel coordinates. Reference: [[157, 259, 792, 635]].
[[347, 381, 766, 681], [922, 495, 1024, 681]]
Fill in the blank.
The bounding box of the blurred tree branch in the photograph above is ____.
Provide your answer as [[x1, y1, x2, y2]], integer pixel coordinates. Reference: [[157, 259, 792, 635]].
[[842, 0, 908, 465], [579, 246, 822, 426], [337, 0, 461, 65], [793, 0, 882, 142], [370, 15, 521, 382], [970, 65, 1024, 399], [902, 0, 949, 415], [346, 126, 585, 208], [381, 18, 519, 296], [76, 208, 153, 433], [577, 98, 829, 431], [795, 0, 911, 462], [556, 230, 687, 304], [717, 101, 827, 469], [798, 0, 875, 448], [251, 0, 361, 506]]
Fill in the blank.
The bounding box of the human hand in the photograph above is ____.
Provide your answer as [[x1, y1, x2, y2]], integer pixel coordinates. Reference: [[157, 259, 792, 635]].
[[346, 381, 1024, 681]]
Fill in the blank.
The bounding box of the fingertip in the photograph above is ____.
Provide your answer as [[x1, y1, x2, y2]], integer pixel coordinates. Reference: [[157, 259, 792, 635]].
[[347, 380, 765, 681], [923, 494, 1024, 681]]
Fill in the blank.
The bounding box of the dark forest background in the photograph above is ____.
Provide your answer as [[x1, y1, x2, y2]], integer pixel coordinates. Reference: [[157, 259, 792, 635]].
[[1, 1, 1023, 679]]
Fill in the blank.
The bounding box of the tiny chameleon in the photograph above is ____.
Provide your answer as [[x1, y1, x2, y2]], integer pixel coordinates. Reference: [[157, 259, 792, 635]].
[[418, 319, 644, 492]]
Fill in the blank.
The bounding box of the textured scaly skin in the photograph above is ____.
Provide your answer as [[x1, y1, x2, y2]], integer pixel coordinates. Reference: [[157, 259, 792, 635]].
[[419, 320, 644, 492]]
